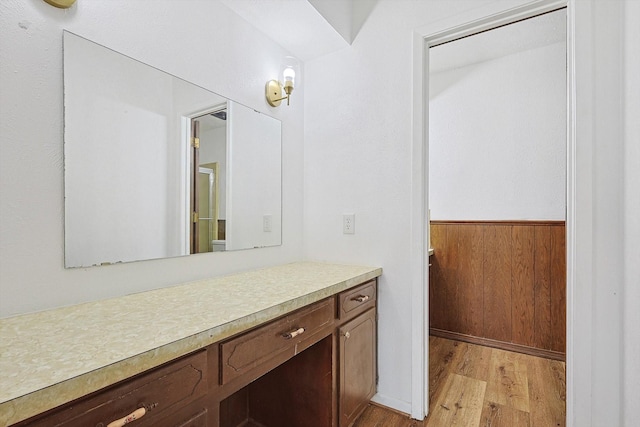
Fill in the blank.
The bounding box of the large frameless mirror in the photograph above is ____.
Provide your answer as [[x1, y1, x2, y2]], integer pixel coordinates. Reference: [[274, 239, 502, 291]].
[[63, 32, 281, 268]]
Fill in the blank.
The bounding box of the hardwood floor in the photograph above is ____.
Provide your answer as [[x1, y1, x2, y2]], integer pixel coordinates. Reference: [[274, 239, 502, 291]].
[[353, 336, 565, 427]]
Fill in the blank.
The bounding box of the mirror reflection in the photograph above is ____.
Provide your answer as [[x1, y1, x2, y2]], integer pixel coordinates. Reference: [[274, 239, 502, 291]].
[[192, 109, 227, 254], [63, 32, 282, 268]]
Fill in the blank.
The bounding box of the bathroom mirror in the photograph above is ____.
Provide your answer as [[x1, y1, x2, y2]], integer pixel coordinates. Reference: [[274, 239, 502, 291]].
[[63, 32, 281, 268]]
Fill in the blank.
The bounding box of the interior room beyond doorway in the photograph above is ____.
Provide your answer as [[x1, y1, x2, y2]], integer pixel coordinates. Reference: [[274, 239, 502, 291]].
[[426, 7, 568, 426]]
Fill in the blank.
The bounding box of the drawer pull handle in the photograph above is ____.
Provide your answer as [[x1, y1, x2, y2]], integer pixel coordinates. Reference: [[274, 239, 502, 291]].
[[106, 407, 146, 427], [352, 295, 370, 303], [283, 327, 305, 339]]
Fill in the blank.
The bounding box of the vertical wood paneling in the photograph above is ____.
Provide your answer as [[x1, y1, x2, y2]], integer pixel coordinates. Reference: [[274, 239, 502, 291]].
[[534, 226, 552, 350], [550, 226, 566, 353], [457, 225, 484, 337], [482, 225, 512, 342], [446, 225, 462, 333], [429, 221, 566, 356], [511, 226, 535, 347], [429, 224, 448, 331]]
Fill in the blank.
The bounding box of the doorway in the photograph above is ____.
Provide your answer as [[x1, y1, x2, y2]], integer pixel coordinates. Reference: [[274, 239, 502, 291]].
[[428, 5, 567, 425], [411, 0, 574, 423], [425, 9, 567, 424], [189, 108, 227, 254], [428, 8, 567, 351]]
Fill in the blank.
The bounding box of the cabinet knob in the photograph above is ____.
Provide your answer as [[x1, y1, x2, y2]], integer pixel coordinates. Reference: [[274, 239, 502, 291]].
[[283, 327, 305, 339], [343, 331, 351, 339], [352, 295, 370, 303], [106, 407, 146, 427]]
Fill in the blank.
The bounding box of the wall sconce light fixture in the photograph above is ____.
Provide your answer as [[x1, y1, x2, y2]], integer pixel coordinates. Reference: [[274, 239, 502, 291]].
[[43, 0, 77, 8], [266, 56, 300, 107]]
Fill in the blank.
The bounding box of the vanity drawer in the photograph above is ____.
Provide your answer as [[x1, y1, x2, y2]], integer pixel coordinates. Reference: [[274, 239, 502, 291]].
[[154, 406, 208, 427], [18, 350, 208, 427], [220, 298, 334, 385], [338, 280, 377, 320]]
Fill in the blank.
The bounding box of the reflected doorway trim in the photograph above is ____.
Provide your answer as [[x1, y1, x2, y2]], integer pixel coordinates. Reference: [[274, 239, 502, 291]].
[[183, 103, 228, 255], [410, 0, 573, 421], [197, 164, 220, 252], [191, 118, 201, 254]]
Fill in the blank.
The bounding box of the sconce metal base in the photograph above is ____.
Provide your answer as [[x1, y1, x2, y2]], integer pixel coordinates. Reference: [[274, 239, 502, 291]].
[[266, 80, 283, 107], [43, 0, 77, 8]]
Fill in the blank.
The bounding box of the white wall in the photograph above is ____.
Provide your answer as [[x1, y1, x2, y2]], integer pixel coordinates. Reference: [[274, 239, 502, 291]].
[[623, 0, 640, 424], [303, 0, 500, 413], [64, 32, 177, 266], [429, 41, 566, 220], [226, 101, 282, 250], [0, 0, 304, 317], [304, 0, 637, 424], [200, 125, 227, 220], [572, 1, 632, 424]]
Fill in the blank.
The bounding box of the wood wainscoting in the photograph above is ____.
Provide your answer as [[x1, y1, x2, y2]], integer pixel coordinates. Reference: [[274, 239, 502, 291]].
[[429, 221, 565, 360]]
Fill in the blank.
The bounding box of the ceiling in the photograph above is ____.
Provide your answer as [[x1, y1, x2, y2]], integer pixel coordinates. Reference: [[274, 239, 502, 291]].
[[219, 0, 350, 62], [217, 2, 565, 78], [219, 0, 378, 62], [198, 113, 226, 132]]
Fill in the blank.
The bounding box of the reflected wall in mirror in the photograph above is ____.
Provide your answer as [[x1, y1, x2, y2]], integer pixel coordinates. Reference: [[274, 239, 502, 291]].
[[63, 32, 282, 268]]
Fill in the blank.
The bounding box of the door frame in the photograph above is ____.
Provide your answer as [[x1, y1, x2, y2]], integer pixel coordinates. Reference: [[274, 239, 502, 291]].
[[198, 165, 218, 251], [410, 0, 575, 421], [183, 103, 228, 254], [191, 118, 201, 254]]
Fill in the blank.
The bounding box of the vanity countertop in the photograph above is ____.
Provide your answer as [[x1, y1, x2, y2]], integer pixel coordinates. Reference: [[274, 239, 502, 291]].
[[0, 262, 382, 426]]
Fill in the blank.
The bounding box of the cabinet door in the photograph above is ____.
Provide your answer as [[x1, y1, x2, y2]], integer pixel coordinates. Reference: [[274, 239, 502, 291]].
[[339, 308, 376, 427]]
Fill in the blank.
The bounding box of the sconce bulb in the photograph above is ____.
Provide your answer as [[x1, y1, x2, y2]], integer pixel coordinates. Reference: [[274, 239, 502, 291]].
[[283, 67, 295, 85]]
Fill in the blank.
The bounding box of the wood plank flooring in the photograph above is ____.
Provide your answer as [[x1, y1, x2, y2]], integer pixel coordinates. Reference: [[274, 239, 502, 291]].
[[353, 336, 565, 427]]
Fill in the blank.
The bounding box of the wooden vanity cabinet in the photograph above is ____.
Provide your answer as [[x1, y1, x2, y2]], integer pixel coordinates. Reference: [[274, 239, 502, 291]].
[[14, 350, 210, 427], [339, 309, 377, 427], [219, 335, 334, 427], [217, 280, 378, 427], [219, 298, 335, 385], [338, 280, 376, 321], [13, 279, 378, 427], [337, 281, 377, 427]]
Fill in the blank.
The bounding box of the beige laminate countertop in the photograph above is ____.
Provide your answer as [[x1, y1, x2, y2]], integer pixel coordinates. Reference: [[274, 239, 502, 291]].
[[0, 262, 382, 426]]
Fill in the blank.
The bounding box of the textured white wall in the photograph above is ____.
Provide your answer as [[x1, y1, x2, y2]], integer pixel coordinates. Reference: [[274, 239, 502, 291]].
[[200, 126, 227, 220], [623, 0, 640, 424], [304, 0, 636, 423], [0, 0, 304, 317], [303, 0, 502, 412], [226, 101, 282, 250], [429, 41, 566, 220]]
